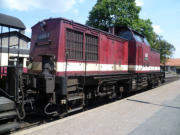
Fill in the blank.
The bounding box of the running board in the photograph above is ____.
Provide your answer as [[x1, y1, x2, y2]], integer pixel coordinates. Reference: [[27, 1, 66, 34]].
[[67, 95, 84, 101], [68, 107, 83, 113]]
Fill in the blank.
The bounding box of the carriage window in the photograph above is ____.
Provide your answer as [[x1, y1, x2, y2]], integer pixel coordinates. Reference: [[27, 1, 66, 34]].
[[85, 34, 98, 61], [66, 29, 83, 60]]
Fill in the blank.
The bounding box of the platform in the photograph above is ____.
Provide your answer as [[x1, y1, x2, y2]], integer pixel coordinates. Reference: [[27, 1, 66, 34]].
[[12, 79, 180, 135]]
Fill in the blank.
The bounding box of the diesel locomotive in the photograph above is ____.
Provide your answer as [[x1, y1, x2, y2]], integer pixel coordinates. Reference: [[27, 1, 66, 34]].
[[0, 15, 165, 133], [26, 17, 164, 116]]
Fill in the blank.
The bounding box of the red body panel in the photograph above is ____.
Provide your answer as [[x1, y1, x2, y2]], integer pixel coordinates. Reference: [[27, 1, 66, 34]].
[[30, 18, 129, 76], [30, 19, 60, 62], [128, 39, 160, 73], [29, 18, 160, 76]]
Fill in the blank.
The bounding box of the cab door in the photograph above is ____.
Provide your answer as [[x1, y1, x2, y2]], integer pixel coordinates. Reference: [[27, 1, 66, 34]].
[[138, 45, 143, 71]]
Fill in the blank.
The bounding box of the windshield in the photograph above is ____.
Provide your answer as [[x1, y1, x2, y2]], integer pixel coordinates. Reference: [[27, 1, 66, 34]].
[[134, 33, 144, 43], [144, 38, 150, 46]]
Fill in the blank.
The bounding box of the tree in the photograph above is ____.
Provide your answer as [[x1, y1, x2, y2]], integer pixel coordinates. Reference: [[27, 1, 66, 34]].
[[86, 0, 155, 45], [86, 0, 175, 63], [151, 35, 175, 63], [86, 0, 141, 31]]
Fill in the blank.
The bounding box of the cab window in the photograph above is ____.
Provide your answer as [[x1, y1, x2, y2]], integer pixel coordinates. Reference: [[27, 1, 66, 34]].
[[134, 33, 144, 43], [144, 38, 150, 46], [115, 28, 133, 40]]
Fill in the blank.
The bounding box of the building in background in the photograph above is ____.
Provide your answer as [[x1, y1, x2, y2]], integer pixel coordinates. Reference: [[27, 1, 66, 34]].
[[164, 58, 180, 74], [0, 31, 30, 74], [0, 31, 30, 49]]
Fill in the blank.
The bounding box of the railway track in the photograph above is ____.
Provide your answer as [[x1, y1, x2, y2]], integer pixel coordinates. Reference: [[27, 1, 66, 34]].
[[10, 75, 180, 135]]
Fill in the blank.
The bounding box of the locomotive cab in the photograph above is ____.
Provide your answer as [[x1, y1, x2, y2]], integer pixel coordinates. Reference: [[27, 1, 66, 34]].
[[111, 26, 160, 73]]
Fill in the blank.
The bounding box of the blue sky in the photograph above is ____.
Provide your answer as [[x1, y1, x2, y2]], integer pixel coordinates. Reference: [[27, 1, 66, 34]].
[[0, 0, 179, 58]]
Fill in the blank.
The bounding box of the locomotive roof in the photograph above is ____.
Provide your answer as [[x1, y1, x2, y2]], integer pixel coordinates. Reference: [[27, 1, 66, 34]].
[[32, 17, 128, 41], [0, 13, 26, 30]]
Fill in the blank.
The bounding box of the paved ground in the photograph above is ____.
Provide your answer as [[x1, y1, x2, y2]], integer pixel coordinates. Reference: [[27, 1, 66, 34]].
[[165, 72, 180, 78], [13, 80, 180, 135]]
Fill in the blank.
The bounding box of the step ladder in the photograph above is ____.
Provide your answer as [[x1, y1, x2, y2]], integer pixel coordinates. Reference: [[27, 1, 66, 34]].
[[66, 78, 84, 113]]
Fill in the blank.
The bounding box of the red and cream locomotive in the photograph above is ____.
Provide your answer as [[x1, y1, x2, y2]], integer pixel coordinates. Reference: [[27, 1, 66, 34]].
[[0, 14, 165, 133], [25, 17, 164, 116], [0, 14, 165, 134]]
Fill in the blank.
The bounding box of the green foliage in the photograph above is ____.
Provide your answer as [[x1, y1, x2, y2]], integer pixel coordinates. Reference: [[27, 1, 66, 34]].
[[132, 19, 154, 45], [86, 0, 175, 63], [86, 0, 141, 31], [151, 35, 175, 63]]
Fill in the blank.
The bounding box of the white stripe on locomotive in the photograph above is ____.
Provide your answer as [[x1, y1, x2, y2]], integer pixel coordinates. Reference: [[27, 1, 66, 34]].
[[31, 62, 160, 72]]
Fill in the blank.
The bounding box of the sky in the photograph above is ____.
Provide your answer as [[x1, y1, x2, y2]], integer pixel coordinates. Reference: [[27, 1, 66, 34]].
[[0, 0, 179, 58]]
